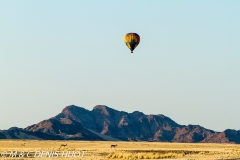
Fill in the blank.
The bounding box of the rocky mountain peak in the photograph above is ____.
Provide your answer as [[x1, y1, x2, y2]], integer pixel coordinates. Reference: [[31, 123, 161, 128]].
[[1, 105, 240, 143], [62, 105, 87, 113], [93, 105, 114, 116]]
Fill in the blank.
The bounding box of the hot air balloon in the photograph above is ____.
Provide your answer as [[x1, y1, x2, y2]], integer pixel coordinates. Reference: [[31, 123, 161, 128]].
[[124, 33, 140, 53]]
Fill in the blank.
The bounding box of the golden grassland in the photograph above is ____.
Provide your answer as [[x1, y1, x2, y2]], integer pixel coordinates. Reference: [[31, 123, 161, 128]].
[[0, 140, 240, 160]]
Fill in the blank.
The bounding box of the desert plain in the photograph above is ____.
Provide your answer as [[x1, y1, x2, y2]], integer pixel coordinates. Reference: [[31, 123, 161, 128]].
[[0, 140, 240, 160]]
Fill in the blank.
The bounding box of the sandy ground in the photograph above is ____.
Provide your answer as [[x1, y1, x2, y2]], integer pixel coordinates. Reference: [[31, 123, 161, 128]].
[[0, 140, 240, 159]]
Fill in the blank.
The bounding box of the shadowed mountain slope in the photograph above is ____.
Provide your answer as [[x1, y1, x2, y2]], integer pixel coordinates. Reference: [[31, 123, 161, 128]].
[[1, 105, 240, 143], [55, 105, 181, 141], [25, 117, 103, 140]]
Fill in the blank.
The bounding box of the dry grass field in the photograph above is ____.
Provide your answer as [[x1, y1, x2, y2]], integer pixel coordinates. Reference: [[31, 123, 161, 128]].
[[0, 140, 240, 160]]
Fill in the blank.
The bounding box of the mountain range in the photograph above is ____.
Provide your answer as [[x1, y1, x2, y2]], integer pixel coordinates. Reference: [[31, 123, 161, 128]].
[[1, 105, 240, 143]]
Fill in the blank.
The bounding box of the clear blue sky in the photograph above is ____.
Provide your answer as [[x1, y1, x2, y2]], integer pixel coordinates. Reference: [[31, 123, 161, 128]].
[[0, 1, 240, 132]]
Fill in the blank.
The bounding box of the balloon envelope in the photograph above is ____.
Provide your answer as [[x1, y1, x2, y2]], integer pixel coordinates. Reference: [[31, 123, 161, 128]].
[[124, 33, 140, 53]]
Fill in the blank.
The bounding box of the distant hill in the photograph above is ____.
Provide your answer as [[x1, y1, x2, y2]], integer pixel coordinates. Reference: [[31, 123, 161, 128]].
[[1, 105, 240, 143]]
